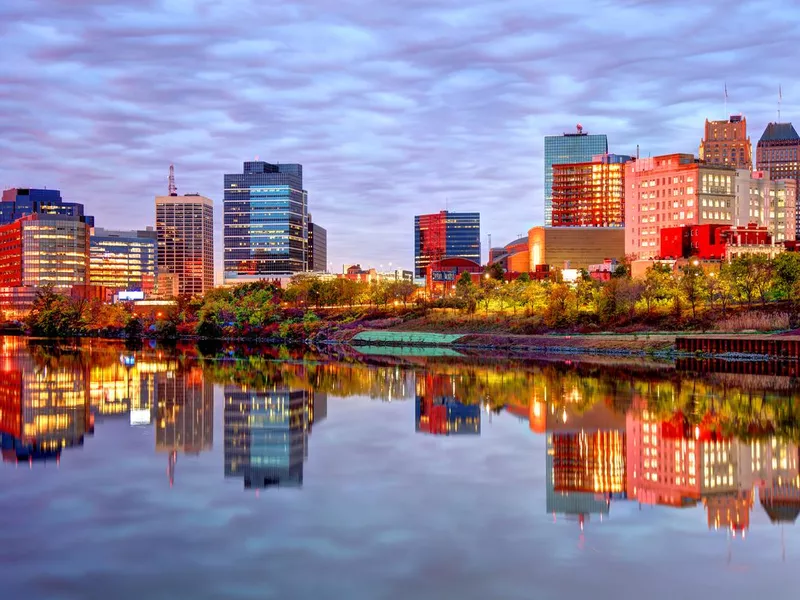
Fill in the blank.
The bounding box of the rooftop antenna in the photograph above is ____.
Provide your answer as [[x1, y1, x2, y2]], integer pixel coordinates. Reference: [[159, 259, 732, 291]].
[[168, 164, 177, 196], [778, 84, 782, 122], [724, 82, 728, 118]]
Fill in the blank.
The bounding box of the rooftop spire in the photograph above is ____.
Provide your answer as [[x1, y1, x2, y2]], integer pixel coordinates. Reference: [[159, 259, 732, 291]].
[[168, 164, 177, 196]]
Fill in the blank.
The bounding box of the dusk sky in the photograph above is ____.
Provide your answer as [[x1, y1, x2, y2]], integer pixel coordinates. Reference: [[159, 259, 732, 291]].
[[0, 0, 797, 275]]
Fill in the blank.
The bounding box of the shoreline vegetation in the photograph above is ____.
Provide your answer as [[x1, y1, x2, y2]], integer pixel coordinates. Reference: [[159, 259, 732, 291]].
[[6, 252, 800, 357]]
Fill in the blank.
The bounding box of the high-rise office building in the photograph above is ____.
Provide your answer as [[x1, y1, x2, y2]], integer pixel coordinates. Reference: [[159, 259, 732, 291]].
[[551, 153, 631, 228], [155, 193, 214, 296], [224, 161, 308, 283], [624, 153, 737, 259], [414, 211, 480, 278], [90, 227, 158, 293], [699, 115, 752, 169], [0, 188, 94, 226], [544, 126, 608, 227], [307, 215, 328, 272], [0, 213, 91, 288], [756, 122, 800, 237]]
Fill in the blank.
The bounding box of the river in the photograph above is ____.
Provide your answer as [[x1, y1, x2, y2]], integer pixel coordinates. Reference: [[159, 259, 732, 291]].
[[0, 337, 799, 599]]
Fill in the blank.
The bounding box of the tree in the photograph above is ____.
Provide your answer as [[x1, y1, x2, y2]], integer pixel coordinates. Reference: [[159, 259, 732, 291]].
[[478, 277, 498, 314], [773, 253, 800, 299], [679, 263, 708, 319], [26, 287, 85, 337], [727, 255, 759, 305], [124, 315, 144, 339], [485, 262, 504, 281], [641, 264, 673, 314], [455, 272, 477, 313], [544, 283, 576, 328]]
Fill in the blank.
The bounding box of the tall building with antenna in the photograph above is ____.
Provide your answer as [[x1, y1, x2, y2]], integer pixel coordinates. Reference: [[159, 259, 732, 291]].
[[544, 125, 608, 227], [699, 115, 752, 169], [155, 165, 214, 296]]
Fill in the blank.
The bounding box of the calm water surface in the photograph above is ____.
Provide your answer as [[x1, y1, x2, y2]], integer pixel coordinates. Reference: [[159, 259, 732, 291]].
[[1, 337, 800, 599]]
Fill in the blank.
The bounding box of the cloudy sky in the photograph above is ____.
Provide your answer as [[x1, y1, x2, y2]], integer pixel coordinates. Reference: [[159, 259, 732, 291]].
[[0, 0, 797, 275]]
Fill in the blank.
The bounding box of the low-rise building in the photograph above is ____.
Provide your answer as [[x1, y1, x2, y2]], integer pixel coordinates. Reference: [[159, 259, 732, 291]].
[[528, 226, 625, 271]]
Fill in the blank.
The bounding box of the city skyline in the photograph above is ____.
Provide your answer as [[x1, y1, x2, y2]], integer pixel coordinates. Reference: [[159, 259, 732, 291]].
[[0, 1, 798, 272]]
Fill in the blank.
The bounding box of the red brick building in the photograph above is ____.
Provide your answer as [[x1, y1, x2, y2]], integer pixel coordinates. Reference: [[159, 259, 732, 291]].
[[425, 257, 483, 296]]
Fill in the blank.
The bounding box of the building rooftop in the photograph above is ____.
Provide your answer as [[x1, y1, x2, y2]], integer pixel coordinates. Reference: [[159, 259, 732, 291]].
[[759, 122, 799, 143]]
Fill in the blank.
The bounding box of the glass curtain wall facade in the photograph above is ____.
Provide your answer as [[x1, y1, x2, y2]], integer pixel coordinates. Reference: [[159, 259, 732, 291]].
[[11, 215, 91, 288], [552, 154, 631, 228], [307, 220, 328, 272], [544, 129, 608, 226], [224, 162, 307, 283], [414, 211, 481, 278], [155, 194, 214, 297], [1, 188, 94, 226], [90, 228, 157, 292]]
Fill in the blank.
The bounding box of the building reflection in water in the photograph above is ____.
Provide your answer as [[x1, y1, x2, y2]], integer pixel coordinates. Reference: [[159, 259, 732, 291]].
[[415, 373, 480, 436], [522, 375, 800, 536], [543, 384, 627, 528], [0, 341, 93, 465], [224, 385, 326, 490], [89, 352, 178, 426], [155, 367, 214, 486]]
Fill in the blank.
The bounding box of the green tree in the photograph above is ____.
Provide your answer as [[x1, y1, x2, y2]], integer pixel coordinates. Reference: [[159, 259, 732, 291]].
[[485, 262, 505, 281], [679, 263, 708, 319], [26, 287, 85, 337], [641, 263, 673, 314], [773, 252, 800, 299], [455, 272, 477, 313]]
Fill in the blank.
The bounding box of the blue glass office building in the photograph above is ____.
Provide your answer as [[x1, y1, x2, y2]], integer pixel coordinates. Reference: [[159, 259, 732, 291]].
[[1, 188, 94, 226], [223, 162, 307, 282], [414, 211, 481, 278], [544, 128, 608, 226]]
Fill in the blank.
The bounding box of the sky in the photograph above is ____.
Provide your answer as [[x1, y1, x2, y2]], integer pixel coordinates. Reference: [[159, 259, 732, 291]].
[[0, 0, 798, 276]]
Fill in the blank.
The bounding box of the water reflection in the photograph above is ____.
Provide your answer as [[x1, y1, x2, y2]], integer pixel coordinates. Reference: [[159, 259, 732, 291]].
[[0, 337, 798, 534], [415, 373, 481, 435], [224, 386, 326, 489], [0, 339, 93, 464]]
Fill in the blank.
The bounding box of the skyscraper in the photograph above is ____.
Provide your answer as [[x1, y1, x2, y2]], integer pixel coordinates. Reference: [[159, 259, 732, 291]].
[[699, 115, 752, 169], [551, 153, 631, 228], [544, 126, 608, 227], [414, 211, 480, 279], [0, 188, 94, 226], [756, 122, 800, 236], [155, 193, 214, 296], [223, 161, 307, 283], [90, 227, 158, 293], [0, 213, 91, 289], [307, 215, 328, 272]]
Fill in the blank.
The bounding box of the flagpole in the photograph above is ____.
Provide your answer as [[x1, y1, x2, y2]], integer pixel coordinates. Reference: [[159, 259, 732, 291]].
[[778, 84, 782, 122]]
